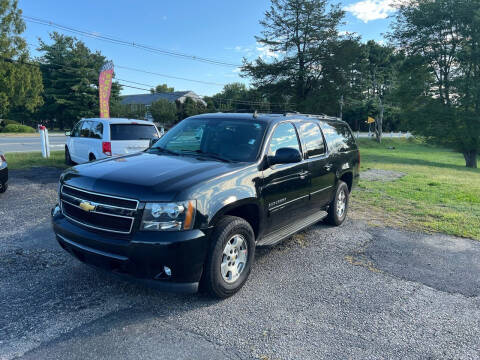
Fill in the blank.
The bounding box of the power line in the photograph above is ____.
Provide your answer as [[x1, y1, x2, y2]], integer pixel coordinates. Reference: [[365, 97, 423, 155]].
[[23, 15, 241, 68], [0, 56, 292, 108], [26, 42, 227, 87]]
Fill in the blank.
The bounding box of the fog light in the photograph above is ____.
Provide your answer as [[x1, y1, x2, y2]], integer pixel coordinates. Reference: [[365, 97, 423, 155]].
[[164, 266, 171, 277]]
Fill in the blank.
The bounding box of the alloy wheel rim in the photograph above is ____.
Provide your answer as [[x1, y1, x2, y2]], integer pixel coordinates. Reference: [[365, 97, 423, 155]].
[[336, 189, 347, 218], [221, 234, 248, 284]]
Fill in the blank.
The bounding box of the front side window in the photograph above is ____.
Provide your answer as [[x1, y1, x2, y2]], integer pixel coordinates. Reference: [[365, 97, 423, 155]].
[[298, 121, 325, 157], [268, 122, 301, 156], [71, 121, 82, 137], [152, 118, 267, 162], [110, 124, 159, 141]]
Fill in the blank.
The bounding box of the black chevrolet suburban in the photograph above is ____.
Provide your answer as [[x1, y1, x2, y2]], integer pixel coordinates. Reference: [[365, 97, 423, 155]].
[[52, 113, 359, 298]]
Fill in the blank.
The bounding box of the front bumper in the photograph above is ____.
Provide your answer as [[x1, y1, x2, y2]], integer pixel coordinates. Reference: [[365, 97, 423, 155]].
[[52, 205, 211, 293]]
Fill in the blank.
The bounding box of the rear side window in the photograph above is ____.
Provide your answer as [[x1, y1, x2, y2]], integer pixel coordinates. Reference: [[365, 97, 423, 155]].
[[110, 124, 159, 141], [297, 122, 325, 157], [268, 122, 301, 156], [80, 121, 92, 138], [320, 122, 357, 153]]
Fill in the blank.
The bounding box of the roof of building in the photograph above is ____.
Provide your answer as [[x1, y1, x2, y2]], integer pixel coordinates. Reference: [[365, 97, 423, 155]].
[[120, 91, 198, 105]]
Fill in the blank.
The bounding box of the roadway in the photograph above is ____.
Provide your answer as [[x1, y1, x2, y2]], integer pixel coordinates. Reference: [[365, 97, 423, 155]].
[[0, 134, 67, 153]]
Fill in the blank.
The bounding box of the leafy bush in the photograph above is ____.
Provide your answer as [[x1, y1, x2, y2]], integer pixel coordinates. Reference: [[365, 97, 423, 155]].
[[2, 124, 36, 133], [2, 119, 21, 126]]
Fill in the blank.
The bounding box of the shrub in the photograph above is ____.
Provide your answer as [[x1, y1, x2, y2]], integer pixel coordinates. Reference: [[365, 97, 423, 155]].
[[2, 124, 36, 133]]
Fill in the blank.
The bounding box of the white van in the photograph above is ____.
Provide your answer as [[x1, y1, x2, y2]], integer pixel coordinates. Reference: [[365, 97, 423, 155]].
[[65, 118, 160, 164]]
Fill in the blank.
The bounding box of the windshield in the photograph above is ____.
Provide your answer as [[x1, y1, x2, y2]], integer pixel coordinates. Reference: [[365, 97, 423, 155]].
[[150, 118, 267, 162], [110, 124, 159, 141]]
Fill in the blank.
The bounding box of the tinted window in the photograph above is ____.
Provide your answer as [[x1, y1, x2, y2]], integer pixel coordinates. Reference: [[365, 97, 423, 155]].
[[80, 121, 92, 138], [152, 118, 267, 162], [320, 122, 357, 153], [268, 122, 301, 156], [298, 122, 325, 157], [90, 122, 103, 139], [110, 124, 159, 141]]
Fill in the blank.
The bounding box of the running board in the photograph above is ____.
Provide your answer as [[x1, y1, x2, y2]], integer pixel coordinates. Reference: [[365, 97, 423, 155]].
[[257, 210, 328, 247]]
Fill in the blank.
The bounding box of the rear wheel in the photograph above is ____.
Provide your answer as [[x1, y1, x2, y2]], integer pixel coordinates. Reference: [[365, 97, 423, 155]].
[[0, 182, 7, 193], [203, 216, 255, 298], [325, 181, 349, 226], [65, 147, 74, 165], [89, 154, 96, 162]]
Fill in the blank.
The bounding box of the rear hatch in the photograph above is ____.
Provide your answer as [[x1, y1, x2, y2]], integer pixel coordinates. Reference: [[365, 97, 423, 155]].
[[109, 123, 158, 156]]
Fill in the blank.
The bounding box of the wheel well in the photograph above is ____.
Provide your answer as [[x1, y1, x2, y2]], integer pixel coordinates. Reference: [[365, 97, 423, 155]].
[[224, 204, 260, 239], [340, 172, 353, 192], [89, 153, 96, 161]]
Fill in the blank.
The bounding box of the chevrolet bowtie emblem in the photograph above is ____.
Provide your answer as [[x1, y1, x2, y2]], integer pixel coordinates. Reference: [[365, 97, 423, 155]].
[[79, 201, 96, 212]]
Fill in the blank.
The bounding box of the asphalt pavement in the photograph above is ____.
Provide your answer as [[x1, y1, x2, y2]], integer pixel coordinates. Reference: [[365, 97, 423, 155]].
[[0, 168, 479, 359], [0, 135, 66, 153]]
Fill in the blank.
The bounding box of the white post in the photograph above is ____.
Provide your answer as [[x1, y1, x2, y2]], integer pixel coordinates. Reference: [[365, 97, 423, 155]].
[[45, 128, 50, 158], [39, 126, 49, 158]]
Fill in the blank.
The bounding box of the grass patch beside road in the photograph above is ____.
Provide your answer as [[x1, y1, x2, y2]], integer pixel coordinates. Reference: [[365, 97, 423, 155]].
[[351, 138, 480, 240], [5, 151, 67, 170]]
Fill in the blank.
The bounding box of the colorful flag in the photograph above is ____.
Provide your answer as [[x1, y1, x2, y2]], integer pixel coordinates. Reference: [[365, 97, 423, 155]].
[[99, 61, 114, 118]]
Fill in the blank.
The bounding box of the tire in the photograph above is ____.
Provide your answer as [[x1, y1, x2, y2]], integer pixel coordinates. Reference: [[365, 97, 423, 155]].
[[89, 154, 96, 162], [0, 182, 7, 193], [203, 215, 255, 298], [324, 180, 349, 226], [65, 147, 74, 165]]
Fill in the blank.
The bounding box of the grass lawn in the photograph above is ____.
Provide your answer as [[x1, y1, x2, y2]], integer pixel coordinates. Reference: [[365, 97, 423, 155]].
[[5, 151, 67, 170], [351, 138, 480, 240]]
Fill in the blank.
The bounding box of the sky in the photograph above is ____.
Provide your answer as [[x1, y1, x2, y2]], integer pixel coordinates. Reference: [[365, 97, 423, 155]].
[[18, 0, 396, 97]]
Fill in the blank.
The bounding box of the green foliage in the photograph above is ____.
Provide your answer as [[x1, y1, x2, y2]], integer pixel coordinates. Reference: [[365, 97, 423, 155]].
[[0, 0, 44, 119], [177, 97, 206, 120], [150, 84, 174, 93], [390, 0, 480, 167], [209, 83, 275, 113], [149, 99, 177, 126], [2, 123, 35, 132], [35, 32, 121, 129]]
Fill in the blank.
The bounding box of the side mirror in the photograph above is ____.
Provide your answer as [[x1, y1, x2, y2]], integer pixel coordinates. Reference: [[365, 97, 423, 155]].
[[268, 147, 302, 166], [65, 130, 71, 136], [149, 138, 160, 147]]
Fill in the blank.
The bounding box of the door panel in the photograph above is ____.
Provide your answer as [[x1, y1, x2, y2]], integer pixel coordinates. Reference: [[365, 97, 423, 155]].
[[296, 121, 336, 209], [261, 122, 310, 234]]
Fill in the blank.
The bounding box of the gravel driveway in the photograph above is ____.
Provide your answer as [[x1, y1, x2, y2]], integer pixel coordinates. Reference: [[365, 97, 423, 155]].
[[1, 168, 479, 359]]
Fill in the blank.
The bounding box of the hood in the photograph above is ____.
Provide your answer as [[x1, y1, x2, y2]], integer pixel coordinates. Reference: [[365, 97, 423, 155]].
[[61, 152, 245, 201]]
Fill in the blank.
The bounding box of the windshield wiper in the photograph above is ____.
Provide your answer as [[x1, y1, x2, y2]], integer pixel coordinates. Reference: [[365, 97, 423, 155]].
[[179, 149, 232, 163], [148, 147, 179, 156]]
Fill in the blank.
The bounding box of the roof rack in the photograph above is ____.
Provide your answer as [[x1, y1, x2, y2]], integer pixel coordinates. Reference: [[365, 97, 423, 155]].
[[283, 112, 341, 121]]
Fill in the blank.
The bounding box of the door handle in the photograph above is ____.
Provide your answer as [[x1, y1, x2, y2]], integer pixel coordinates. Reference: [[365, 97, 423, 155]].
[[299, 171, 309, 180]]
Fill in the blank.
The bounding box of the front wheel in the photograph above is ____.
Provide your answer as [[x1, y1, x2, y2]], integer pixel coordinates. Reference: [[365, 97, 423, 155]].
[[325, 180, 349, 226], [65, 147, 74, 165], [203, 216, 255, 298], [0, 182, 7, 193]]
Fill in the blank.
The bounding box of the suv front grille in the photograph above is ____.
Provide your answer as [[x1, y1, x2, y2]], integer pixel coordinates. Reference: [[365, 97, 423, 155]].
[[60, 184, 139, 234]]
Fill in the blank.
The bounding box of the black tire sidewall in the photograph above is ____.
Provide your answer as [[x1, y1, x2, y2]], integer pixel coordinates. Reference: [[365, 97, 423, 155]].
[[65, 147, 72, 165], [205, 216, 255, 298]]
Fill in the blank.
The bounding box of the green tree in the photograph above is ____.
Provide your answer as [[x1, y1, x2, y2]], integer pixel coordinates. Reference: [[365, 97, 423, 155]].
[[149, 99, 177, 126], [37, 32, 121, 129], [242, 0, 345, 108], [391, 0, 480, 167], [150, 83, 174, 93], [177, 97, 206, 120], [210, 83, 274, 113], [0, 0, 43, 120]]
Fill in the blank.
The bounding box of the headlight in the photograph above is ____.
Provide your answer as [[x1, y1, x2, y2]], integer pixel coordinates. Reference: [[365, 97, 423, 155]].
[[141, 200, 196, 231]]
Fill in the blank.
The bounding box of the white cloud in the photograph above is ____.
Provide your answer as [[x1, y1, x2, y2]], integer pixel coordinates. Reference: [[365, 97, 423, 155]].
[[345, 0, 396, 23], [256, 44, 281, 60]]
